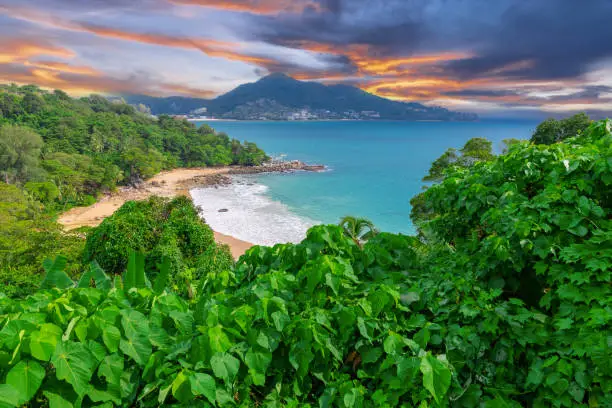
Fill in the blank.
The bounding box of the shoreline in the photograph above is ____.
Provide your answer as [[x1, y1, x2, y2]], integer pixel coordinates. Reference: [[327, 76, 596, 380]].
[[58, 167, 254, 258], [58, 162, 325, 259]]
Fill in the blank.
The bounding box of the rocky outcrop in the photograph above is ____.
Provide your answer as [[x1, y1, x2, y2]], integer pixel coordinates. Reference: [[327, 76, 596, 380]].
[[227, 161, 326, 175]]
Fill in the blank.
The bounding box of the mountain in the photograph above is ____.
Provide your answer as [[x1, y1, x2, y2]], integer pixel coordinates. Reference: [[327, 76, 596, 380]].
[[123, 74, 477, 121]]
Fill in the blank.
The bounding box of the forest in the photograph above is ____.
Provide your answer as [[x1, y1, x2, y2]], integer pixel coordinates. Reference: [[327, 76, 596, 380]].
[[0, 84, 609, 408]]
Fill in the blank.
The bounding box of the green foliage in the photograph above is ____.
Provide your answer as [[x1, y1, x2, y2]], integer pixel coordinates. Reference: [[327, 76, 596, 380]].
[[416, 119, 612, 406], [423, 137, 494, 181], [414, 137, 496, 226], [83, 196, 233, 294], [1, 118, 610, 407], [0, 124, 43, 184], [0, 84, 267, 300], [0, 183, 84, 297], [0, 84, 267, 205], [530, 112, 591, 145]]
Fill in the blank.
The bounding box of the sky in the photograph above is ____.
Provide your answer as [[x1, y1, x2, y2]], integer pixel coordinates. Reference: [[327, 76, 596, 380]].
[[1, 0, 612, 116]]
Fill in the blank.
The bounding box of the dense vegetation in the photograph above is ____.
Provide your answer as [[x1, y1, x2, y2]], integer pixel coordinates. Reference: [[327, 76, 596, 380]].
[[530, 113, 592, 145], [0, 84, 267, 200], [0, 84, 266, 296], [0, 112, 609, 406], [83, 196, 233, 295], [0, 183, 83, 298]]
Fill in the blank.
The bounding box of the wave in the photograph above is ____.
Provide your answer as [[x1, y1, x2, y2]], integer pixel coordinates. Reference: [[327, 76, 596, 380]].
[[190, 177, 318, 246]]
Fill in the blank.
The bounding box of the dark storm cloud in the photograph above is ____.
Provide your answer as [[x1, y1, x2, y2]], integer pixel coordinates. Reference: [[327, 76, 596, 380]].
[[441, 0, 612, 81], [244, 0, 612, 83], [251, 0, 425, 51]]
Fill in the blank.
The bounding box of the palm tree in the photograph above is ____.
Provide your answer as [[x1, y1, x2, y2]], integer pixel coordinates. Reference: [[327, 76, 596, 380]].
[[338, 216, 379, 245]]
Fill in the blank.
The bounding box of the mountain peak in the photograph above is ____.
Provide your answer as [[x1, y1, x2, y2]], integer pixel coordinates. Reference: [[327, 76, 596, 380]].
[[259, 72, 295, 82]]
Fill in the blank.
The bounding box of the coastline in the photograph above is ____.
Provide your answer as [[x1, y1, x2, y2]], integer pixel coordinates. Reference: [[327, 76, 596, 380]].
[[58, 161, 325, 259], [58, 167, 255, 259]]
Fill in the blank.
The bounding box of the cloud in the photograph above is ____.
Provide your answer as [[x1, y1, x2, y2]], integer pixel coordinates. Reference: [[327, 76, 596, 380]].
[[24, 60, 102, 76], [440, 0, 612, 81], [0, 59, 216, 97], [167, 0, 322, 15], [1, 4, 311, 73], [0, 38, 75, 63]]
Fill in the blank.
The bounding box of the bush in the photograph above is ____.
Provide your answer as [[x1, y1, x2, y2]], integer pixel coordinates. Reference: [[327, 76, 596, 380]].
[[83, 196, 233, 291]]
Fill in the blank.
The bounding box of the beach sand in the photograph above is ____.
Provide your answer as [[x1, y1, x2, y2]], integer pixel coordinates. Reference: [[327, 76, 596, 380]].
[[58, 167, 254, 259]]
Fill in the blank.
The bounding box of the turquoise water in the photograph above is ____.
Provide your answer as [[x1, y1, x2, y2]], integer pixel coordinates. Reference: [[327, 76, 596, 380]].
[[195, 120, 538, 236]]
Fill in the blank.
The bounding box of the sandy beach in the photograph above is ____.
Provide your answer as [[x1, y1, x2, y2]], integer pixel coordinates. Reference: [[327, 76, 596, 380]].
[[58, 167, 255, 259]]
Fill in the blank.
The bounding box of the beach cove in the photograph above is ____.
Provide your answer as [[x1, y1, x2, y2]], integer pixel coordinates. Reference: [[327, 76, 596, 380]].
[[58, 161, 323, 258]]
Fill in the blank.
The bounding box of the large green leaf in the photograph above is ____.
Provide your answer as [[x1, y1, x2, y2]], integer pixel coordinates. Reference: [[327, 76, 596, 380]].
[[51, 341, 96, 396], [119, 310, 151, 365], [211, 352, 240, 386], [420, 354, 452, 404], [208, 325, 232, 353], [120, 309, 149, 339], [124, 251, 146, 290], [119, 334, 151, 366], [0, 384, 21, 408], [29, 323, 63, 361], [102, 325, 121, 353], [6, 359, 45, 404], [190, 373, 216, 404], [98, 354, 123, 389], [40, 256, 73, 289], [245, 348, 272, 386], [77, 261, 111, 290], [171, 371, 193, 403]]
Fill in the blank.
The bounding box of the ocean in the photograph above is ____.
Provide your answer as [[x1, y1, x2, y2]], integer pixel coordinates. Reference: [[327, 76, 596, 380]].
[[190, 120, 538, 245]]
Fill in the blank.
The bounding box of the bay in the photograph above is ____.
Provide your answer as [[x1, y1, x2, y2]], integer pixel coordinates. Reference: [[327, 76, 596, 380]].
[[192, 120, 537, 243]]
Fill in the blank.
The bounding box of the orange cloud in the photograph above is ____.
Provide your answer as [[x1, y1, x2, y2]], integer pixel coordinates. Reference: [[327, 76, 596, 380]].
[[24, 61, 102, 76], [354, 53, 471, 76], [156, 83, 217, 98], [0, 39, 75, 63], [0, 61, 217, 98], [2, 4, 279, 69], [167, 0, 321, 15]]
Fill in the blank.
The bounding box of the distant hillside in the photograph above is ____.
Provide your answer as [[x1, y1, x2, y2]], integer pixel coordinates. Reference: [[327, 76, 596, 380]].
[[123, 74, 477, 121], [121, 94, 210, 115]]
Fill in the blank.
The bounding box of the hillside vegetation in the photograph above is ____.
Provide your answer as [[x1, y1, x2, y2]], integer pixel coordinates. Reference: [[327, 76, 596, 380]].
[[0, 84, 267, 200], [0, 112, 609, 406], [0, 84, 266, 297]]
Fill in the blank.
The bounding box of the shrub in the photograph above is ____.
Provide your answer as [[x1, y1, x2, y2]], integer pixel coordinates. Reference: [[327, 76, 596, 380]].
[[83, 196, 233, 291]]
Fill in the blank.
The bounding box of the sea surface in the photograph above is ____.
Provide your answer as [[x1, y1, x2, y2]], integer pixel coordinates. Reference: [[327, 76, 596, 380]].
[[190, 120, 538, 245]]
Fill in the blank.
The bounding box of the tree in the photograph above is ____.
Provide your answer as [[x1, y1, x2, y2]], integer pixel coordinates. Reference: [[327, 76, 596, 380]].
[[338, 216, 378, 245], [423, 137, 494, 181], [458, 137, 494, 165], [423, 148, 459, 181], [530, 112, 591, 145], [415, 137, 495, 227], [0, 125, 43, 184], [120, 146, 165, 185]]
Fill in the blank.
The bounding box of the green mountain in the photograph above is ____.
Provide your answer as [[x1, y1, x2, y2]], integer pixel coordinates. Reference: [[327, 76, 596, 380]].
[[123, 74, 477, 121]]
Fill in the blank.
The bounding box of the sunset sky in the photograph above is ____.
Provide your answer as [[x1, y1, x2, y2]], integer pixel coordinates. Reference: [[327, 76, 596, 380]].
[[1, 0, 612, 116]]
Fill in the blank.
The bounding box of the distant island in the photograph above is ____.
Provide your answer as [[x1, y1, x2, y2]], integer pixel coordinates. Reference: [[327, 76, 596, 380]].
[[120, 73, 477, 122]]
